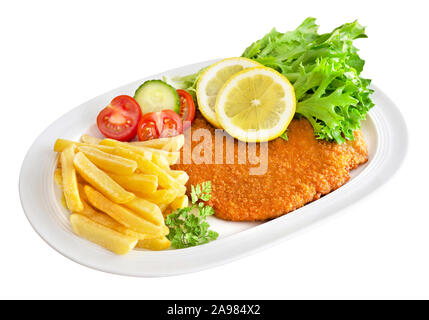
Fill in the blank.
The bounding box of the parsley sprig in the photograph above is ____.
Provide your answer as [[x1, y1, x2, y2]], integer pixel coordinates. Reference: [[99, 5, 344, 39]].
[[166, 181, 219, 249]]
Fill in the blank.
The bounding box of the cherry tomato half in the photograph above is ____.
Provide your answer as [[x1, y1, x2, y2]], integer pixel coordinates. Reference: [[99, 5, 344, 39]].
[[177, 89, 196, 130], [137, 109, 183, 141], [96, 95, 142, 141]]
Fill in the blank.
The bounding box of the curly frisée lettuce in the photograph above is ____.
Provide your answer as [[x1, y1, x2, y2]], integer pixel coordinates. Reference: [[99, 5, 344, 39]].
[[172, 70, 203, 101], [175, 17, 374, 144], [291, 57, 373, 143], [242, 18, 373, 143]]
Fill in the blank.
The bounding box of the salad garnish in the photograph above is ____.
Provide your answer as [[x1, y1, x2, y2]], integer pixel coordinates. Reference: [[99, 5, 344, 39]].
[[175, 17, 374, 144]]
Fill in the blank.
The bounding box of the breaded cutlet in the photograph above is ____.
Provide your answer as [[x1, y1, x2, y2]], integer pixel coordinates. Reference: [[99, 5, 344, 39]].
[[172, 113, 368, 221]]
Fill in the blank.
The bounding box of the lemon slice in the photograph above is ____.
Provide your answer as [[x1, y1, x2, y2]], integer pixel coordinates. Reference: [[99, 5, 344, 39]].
[[215, 67, 296, 142], [196, 57, 261, 127]]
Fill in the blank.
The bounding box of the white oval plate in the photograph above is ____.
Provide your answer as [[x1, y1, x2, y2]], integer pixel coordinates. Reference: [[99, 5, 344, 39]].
[[19, 59, 408, 277]]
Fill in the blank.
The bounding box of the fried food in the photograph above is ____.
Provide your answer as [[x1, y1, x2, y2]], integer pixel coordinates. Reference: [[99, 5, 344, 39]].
[[169, 170, 189, 185], [74, 152, 135, 203], [80, 134, 102, 145], [100, 138, 180, 165], [84, 185, 163, 236], [61, 145, 83, 212], [108, 173, 158, 194], [54, 139, 113, 153], [170, 195, 189, 211], [77, 146, 138, 175], [136, 237, 171, 251], [130, 134, 184, 152], [113, 146, 184, 191], [53, 135, 187, 253], [70, 214, 137, 255], [77, 196, 148, 240], [135, 189, 179, 206], [122, 196, 164, 226], [172, 113, 368, 221]]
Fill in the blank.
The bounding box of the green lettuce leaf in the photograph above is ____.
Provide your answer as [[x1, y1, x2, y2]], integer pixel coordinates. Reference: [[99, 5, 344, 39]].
[[174, 17, 374, 143], [172, 70, 203, 100], [292, 57, 373, 143], [242, 18, 373, 143]]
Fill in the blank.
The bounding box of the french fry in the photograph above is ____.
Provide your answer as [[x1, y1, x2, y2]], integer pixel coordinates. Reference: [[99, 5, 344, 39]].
[[169, 170, 189, 186], [130, 134, 184, 152], [84, 185, 163, 236], [145, 148, 180, 165], [74, 152, 135, 203], [56, 167, 87, 187], [159, 206, 176, 218], [158, 203, 168, 213], [122, 197, 164, 226], [176, 184, 187, 197], [100, 139, 152, 159], [77, 198, 148, 240], [80, 134, 102, 144], [55, 139, 76, 152], [78, 183, 164, 240], [61, 194, 68, 209], [55, 135, 187, 254], [112, 147, 181, 190], [151, 153, 170, 172], [54, 168, 62, 188], [77, 183, 88, 201], [78, 146, 137, 175], [163, 225, 169, 236], [163, 134, 185, 152], [108, 173, 158, 194], [61, 145, 83, 212], [136, 189, 178, 205], [70, 214, 137, 255], [54, 139, 114, 153], [170, 195, 189, 211], [136, 237, 171, 251], [101, 138, 179, 165]]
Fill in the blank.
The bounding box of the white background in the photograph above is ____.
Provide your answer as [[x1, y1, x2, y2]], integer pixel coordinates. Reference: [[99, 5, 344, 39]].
[[1, 0, 427, 299]]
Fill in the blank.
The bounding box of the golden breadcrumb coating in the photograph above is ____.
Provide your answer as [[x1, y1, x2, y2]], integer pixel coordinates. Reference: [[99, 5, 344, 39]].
[[172, 113, 368, 221]]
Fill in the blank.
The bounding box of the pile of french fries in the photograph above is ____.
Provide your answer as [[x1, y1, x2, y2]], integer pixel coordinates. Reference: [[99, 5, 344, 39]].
[[53, 134, 189, 255]]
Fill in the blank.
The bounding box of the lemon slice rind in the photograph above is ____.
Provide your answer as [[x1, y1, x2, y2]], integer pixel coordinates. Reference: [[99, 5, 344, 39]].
[[215, 66, 296, 142], [196, 57, 261, 128]]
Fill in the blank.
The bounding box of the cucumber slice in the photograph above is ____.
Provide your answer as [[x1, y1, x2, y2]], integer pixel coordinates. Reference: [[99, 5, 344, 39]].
[[134, 80, 180, 114]]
